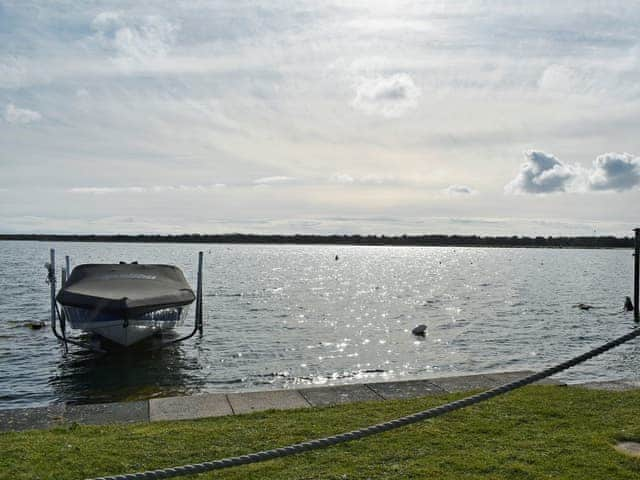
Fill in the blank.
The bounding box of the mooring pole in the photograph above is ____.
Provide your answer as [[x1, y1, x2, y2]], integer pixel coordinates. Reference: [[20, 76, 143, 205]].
[[196, 251, 204, 335], [60, 267, 68, 353], [634, 228, 639, 321], [65, 255, 70, 279], [49, 249, 56, 327]]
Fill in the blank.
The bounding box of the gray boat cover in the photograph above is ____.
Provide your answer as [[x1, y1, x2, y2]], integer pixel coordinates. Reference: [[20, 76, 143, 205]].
[[56, 264, 196, 317]]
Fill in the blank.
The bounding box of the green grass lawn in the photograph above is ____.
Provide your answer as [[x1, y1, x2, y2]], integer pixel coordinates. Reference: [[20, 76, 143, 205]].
[[2, 386, 640, 479]]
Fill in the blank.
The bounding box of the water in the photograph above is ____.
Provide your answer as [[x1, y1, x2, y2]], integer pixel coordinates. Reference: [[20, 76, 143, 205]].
[[0, 241, 638, 410]]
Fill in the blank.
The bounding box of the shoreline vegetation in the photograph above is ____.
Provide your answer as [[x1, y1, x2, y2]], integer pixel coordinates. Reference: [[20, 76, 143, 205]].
[[0, 233, 634, 249], [1, 386, 639, 479]]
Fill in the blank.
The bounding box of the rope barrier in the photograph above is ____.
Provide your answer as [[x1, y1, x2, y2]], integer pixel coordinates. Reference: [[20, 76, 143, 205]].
[[88, 326, 640, 480]]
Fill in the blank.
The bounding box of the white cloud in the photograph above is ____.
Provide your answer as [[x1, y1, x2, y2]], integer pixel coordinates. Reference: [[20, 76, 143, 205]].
[[4, 104, 42, 124], [538, 64, 579, 93], [328, 173, 396, 185], [446, 185, 477, 196], [69, 187, 142, 194], [91, 11, 178, 68], [360, 174, 393, 185], [68, 184, 225, 194], [329, 173, 355, 184], [0, 56, 28, 89], [505, 150, 578, 194], [352, 73, 421, 117], [588, 153, 640, 191], [3, 2, 640, 236], [253, 176, 296, 185]]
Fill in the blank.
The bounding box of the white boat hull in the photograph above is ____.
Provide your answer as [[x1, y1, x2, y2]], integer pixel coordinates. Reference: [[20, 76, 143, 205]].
[[62, 305, 189, 347], [72, 319, 175, 346]]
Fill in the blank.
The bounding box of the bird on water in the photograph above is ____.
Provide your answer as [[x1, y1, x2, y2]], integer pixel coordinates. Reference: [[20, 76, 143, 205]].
[[412, 324, 427, 336], [624, 296, 634, 312]]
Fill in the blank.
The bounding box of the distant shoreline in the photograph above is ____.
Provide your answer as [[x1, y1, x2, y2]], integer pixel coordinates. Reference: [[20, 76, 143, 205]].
[[0, 233, 634, 249]]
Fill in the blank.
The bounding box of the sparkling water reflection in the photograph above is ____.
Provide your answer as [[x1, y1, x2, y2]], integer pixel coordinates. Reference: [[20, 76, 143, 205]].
[[0, 241, 638, 409]]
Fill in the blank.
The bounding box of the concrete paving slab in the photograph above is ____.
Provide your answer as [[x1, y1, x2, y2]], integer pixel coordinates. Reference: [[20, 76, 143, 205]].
[[150, 393, 232, 421], [429, 374, 497, 393], [65, 400, 148, 425], [483, 371, 563, 386], [227, 390, 310, 415], [0, 405, 65, 432], [532, 378, 564, 385], [574, 380, 637, 391], [366, 379, 445, 400], [1, 371, 608, 431], [483, 371, 533, 384], [299, 384, 382, 407]]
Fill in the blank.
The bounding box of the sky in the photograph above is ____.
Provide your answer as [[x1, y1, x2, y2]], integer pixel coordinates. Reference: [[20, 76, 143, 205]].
[[1, 0, 639, 237]]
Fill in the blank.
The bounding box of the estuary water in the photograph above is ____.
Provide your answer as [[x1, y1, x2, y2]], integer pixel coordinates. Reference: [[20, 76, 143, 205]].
[[0, 240, 638, 409]]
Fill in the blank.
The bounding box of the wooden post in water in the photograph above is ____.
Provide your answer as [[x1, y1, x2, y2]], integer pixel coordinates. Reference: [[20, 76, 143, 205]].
[[634, 228, 639, 321]]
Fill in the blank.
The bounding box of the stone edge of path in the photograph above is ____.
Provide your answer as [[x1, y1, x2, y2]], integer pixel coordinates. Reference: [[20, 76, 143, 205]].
[[2, 371, 637, 432]]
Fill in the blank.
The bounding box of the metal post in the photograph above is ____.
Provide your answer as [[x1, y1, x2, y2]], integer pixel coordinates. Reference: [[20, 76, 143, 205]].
[[197, 251, 204, 335], [60, 267, 68, 353], [43, 250, 104, 353], [49, 249, 56, 327], [634, 228, 639, 321], [65, 255, 70, 279], [148, 252, 205, 350]]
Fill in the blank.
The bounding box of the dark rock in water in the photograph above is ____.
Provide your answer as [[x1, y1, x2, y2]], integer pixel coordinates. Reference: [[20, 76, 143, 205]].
[[625, 296, 634, 312], [412, 324, 427, 336], [574, 303, 593, 310], [27, 321, 45, 330]]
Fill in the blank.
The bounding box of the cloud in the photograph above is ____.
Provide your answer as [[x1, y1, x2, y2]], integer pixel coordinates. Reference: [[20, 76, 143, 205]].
[[328, 173, 396, 185], [446, 185, 477, 196], [252, 176, 296, 185], [68, 184, 225, 194], [352, 73, 421, 117], [359, 174, 393, 185], [0, 56, 28, 89], [505, 150, 578, 194], [588, 153, 640, 191], [4, 2, 640, 237], [329, 173, 355, 184], [538, 64, 579, 93], [91, 11, 178, 68], [4, 104, 42, 124], [69, 186, 146, 194]]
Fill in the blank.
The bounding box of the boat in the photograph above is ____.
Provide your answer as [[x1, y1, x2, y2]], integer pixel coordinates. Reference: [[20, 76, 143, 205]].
[[47, 250, 204, 350]]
